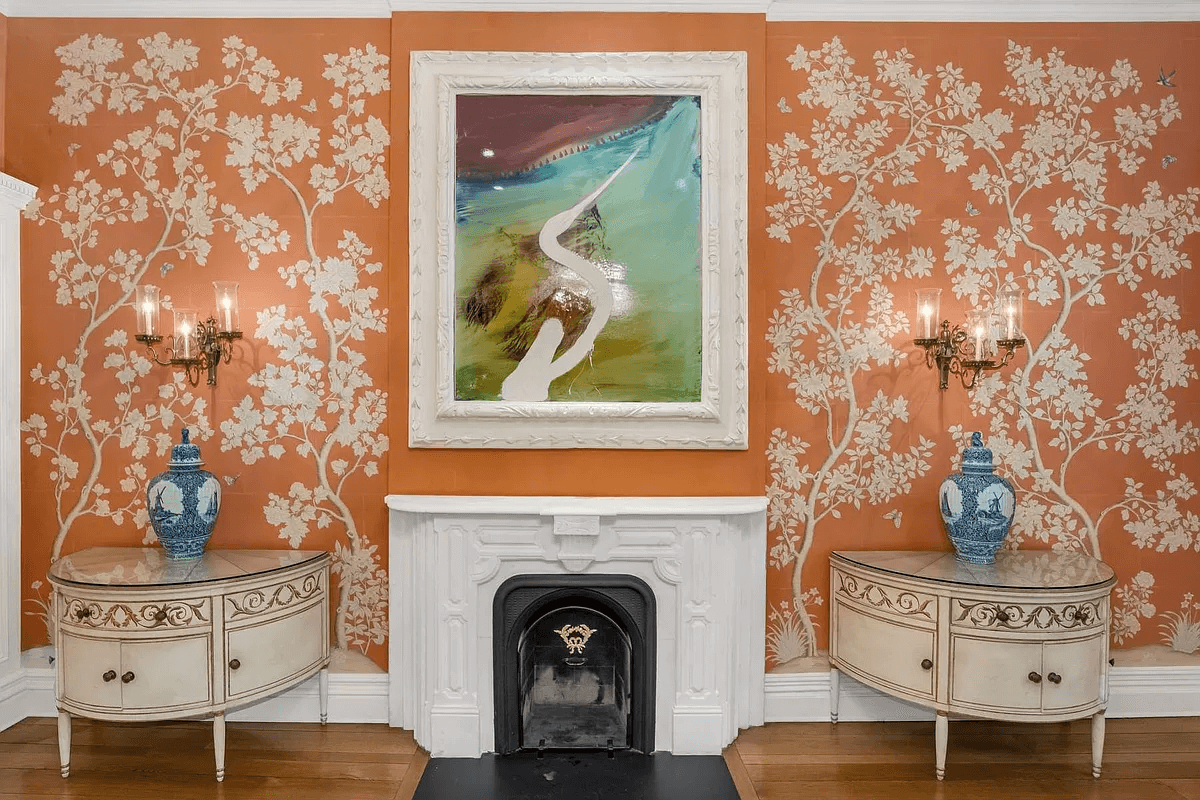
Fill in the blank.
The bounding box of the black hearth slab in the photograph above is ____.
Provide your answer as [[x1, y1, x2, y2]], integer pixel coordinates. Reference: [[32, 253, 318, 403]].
[[412, 751, 741, 800]]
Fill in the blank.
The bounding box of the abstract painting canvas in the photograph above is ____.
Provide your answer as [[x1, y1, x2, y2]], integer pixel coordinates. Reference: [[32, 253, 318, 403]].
[[409, 51, 747, 448]]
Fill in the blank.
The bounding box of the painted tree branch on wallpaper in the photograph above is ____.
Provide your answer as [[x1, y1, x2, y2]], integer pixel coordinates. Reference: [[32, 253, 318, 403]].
[[766, 37, 1199, 661], [23, 33, 390, 656]]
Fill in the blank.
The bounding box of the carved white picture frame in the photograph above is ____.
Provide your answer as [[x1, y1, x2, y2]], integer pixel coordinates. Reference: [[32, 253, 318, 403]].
[[408, 50, 748, 449]]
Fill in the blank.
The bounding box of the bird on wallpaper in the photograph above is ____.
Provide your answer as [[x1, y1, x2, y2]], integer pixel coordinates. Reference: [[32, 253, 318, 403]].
[[1157, 68, 1176, 88], [966, 201, 981, 217]]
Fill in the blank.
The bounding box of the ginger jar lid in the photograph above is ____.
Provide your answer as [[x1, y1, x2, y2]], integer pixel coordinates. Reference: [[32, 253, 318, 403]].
[[960, 431, 995, 474], [168, 428, 205, 469]]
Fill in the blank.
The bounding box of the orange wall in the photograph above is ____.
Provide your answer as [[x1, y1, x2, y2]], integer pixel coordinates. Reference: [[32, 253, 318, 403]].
[[386, 13, 769, 498], [7, 13, 1200, 672]]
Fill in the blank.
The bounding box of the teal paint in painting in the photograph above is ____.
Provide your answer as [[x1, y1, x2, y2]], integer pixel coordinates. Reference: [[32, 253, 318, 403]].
[[454, 96, 703, 402]]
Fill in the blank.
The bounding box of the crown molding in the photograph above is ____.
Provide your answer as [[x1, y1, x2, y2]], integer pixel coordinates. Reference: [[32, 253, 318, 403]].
[[767, 0, 1200, 21], [0, 0, 1196, 21]]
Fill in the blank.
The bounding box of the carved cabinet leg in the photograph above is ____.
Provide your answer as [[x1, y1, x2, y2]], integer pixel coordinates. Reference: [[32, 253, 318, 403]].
[[213, 712, 226, 782], [935, 711, 948, 781], [1091, 710, 1106, 778], [320, 666, 329, 725], [57, 709, 71, 778], [830, 667, 840, 724]]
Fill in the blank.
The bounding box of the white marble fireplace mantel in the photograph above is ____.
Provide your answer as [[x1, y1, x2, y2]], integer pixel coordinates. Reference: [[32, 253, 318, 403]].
[[386, 495, 767, 757]]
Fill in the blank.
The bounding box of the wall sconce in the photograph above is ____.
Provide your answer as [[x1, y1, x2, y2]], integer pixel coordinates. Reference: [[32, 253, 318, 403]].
[[912, 288, 1025, 390], [134, 281, 243, 386]]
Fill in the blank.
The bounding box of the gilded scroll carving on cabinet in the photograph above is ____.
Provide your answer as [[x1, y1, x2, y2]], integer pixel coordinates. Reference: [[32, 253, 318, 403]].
[[954, 600, 1101, 630], [225, 571, 323, 619], [60, 597, 210, 629], [554, 624, 597, 654], [835, 573, 934, 619]]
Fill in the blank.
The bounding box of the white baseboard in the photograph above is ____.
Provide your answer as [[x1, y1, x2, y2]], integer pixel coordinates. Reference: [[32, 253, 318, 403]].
[[764, 665, 1200, 722]]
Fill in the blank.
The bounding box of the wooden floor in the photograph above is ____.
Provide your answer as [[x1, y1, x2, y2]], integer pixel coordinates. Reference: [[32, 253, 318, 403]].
[[2, 715, 1199, 799]]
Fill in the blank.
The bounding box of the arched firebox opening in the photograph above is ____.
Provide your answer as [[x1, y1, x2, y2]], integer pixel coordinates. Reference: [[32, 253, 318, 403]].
[[493, 574, 655, 755]]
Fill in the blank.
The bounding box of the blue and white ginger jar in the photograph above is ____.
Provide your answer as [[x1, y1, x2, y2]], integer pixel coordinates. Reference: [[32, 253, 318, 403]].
[[938, 432, 1016, 565], [147, 428, 221, 560]]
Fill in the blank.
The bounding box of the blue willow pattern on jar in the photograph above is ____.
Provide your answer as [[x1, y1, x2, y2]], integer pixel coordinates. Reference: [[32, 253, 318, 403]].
[[146, 428, 221, 560], [938, 432, 1016, 565]]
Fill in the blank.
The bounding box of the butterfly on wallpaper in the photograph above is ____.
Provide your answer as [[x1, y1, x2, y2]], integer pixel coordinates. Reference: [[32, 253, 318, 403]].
[[882, 509, 903, 529], [67, 143, 80, 156], [160, 262, 175, 277], [302, 99, 317, 113], [1157, 68, 1177, 88], [222, 474, 241, 487], [1163, 154, 1178, 168], [966, 201, 981, 216], [777, 97, 792, 114]]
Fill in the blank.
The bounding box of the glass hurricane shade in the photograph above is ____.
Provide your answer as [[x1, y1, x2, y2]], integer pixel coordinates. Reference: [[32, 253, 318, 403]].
[[913, 288, 941, 339], [172, 309, 199, 360], [213, 281, 239, 333], [965, 309, 995, 360], [997, 288, 1024, 340], [135, 285, 161, 337]]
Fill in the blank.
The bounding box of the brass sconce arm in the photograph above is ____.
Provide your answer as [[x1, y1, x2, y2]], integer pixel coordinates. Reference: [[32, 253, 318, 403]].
[[915, 319, 1025, 390], [135, 317, 242, 387]]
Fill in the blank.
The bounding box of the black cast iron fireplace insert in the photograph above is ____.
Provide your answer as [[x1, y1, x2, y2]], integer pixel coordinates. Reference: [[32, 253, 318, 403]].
[[493, 574, 656, 755]]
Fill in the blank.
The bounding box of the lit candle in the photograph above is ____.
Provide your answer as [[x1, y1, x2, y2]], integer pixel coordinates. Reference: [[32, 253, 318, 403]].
[[974, 325, 985, 359], [920, 304, 933, 338], [1006, 306, 1015, 339], [179, 322, 192, 359], [222, 296, 232, 332], [142, 301, 154, 336]]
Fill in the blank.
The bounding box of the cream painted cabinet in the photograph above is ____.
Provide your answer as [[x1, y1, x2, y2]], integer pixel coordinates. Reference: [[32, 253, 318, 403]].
[[50, 548, 331, 782], [829, 550, 1115, 780]]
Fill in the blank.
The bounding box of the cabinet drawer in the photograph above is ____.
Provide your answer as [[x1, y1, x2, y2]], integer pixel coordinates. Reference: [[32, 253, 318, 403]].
[[226, 601, 326, 700], [58, 593, 211, 632], [834, 602, 935, 699], [58, 632, 211, 713], [952, 597, 1104, 633], [59, 634, 122, 710], [120, 636, 212, 711], [224, 568, 325, 624], [1043, 637, 1104, 712], [951, 636, 1042, 712], [832, 569, 937, 627]]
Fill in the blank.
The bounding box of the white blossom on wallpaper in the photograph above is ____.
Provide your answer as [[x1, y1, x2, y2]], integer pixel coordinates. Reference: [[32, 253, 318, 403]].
[[769, 37, 1199, 658], [217, 43, 390, 654], [24, 33, 389, 656], [764, 39, 940, 662]]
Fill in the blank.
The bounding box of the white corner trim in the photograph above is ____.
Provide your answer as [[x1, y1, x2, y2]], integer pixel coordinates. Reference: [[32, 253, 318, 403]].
[[764, 665, 1200, 723], [767, 0, 1200, 21], [0, 663, 389, 730]]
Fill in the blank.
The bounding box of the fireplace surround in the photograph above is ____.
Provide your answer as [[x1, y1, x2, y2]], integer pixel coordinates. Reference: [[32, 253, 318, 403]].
[[386, 495, 766, 757]]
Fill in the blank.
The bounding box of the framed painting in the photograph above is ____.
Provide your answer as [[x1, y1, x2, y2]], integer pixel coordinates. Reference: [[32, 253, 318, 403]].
[[408, 51, 748, 448]]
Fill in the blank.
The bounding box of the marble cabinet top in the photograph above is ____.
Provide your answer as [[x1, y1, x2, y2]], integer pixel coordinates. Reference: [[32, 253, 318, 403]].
[[831, 550, 1115, 591], [48, 547, 326, 588]]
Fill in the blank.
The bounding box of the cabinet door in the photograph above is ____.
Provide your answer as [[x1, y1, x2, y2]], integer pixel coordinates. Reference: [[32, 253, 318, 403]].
[[951, 636, 1042, 712], [226, 601, 325, 700], [119, 636, 212, 712], [60, 633, 122, 711], [1042, 636, 1103, 712], [834, 603, 935, 699]]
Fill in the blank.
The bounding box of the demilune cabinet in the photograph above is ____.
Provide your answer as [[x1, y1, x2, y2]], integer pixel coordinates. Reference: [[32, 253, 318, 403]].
[[829, 550, 1116, 780], [49, 548, 331, 782]]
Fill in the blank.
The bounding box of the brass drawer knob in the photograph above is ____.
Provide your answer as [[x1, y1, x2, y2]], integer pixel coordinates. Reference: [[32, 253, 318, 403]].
[[229, 659, 241, 671], [1028, 671, 1042, 684], [154, 609, 168, 622], [102, 670, 117, 683], [921, 658, 933, 670], [1047, 672, 1062, 684], [121, 671, 135, 684]]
